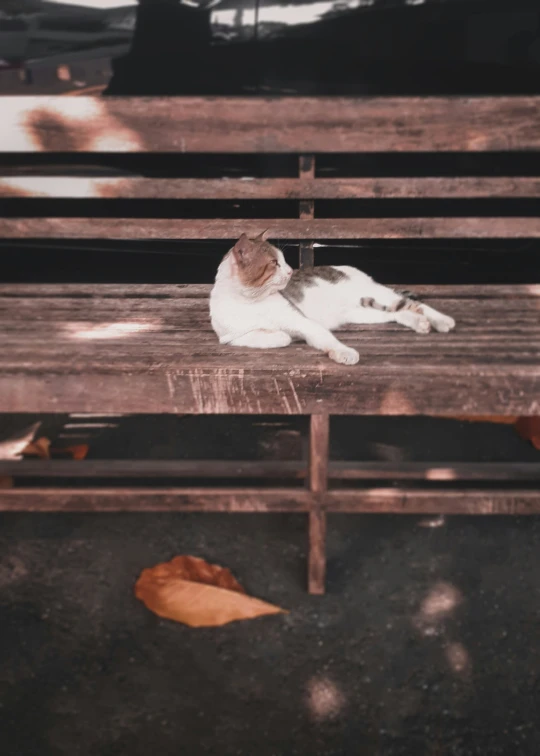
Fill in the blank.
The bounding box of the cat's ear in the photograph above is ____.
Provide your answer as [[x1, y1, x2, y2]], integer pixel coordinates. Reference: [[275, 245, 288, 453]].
[[255, 229, 270, 242], [232, 233, 252, 264]]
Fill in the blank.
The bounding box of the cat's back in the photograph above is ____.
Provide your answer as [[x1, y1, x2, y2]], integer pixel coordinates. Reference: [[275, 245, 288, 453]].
[[284, 265, 368, 326]]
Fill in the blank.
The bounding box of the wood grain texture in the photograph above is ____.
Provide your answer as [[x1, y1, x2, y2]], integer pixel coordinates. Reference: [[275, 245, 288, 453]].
[[2, 217, 540, 240], [3, 96, 540, 153], [1, 487, 539, 515], [309, 415, 329, 494], [308, 509, 326, 595], [0, 283, 536, 299], [0, 488, 311, 512], [308, 415, 329, 594], [2, 176, 540, 200], [325, 489, 540, 515], [0, 283, 538, 415]]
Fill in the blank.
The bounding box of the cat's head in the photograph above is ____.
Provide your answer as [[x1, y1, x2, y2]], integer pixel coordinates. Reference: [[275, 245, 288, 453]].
[[228, 231, 293, 297]]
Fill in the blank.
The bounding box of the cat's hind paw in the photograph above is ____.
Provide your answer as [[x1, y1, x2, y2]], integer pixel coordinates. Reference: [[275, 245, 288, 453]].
[[414, 316, 432, 334], [328, 346, 360, 365]]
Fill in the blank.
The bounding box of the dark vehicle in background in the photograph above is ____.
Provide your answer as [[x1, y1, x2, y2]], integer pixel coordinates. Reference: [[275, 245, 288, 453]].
[[1, 0, 539, 96]]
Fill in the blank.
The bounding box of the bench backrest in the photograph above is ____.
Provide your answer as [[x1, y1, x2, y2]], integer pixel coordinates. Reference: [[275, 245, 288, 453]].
[[1, 96, 540, 266]]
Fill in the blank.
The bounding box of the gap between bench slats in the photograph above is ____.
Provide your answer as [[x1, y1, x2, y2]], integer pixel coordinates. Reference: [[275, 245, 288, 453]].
[[1, 460, 540, 481]]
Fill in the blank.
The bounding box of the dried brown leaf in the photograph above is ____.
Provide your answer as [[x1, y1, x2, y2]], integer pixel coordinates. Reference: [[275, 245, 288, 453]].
[[50, 444, 90, 460], [449, 415, 540, 450], [22, 436, 51, 459], [135, 555, 286, 628], [515, 417, 540, 451], [450, 415, 518, 425]]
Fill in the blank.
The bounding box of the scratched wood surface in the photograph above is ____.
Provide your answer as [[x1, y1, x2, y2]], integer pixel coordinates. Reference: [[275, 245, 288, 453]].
[[3, 96, 540, 153], [2, 217, 540, 240], [2, 176, 540, 200], [0, 283, 538, 416], [0, 487, 539, 515]]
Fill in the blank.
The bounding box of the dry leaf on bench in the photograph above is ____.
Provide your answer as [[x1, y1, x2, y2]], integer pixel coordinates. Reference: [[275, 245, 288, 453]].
[[135, 555, 286, 628]]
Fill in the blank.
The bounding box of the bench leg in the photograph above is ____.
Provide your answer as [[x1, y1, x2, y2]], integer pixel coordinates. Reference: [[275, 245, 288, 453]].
[[299, 154, 315, 269], [309, 508, 327, 595], [308, 414, 329, 594]]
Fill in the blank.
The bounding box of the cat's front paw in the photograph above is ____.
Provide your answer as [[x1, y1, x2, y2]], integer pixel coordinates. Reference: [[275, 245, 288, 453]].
[[328, 346, 360, 365], [433, 314, 456, 333]]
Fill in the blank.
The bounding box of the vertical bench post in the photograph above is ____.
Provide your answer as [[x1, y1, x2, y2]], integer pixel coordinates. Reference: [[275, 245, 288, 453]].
[[308, 413, 329, 594], [299, 154, 315, 269]]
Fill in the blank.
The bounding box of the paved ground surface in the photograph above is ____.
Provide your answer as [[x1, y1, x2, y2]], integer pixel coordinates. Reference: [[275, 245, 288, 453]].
[[1, 417, 540, 756]]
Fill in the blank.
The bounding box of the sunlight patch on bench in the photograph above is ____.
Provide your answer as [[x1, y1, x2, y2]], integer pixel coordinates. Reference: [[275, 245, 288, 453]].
[[63, 322, 162, 340]]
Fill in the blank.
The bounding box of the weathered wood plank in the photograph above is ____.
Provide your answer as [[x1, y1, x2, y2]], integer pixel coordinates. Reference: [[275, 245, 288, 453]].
[[308, 414, 329, 594], [0, 488, 311, 512], [0, 487, 539, 515], [0, 283, 537, 300], [326, 489, 540, 515], [3, 96, 540, 153], [309, 416, 330, 494], [0, 283, 537, 415], [2, 217, 540, 239], [0, 366, 537, 415], [3, 176, 540, 199]]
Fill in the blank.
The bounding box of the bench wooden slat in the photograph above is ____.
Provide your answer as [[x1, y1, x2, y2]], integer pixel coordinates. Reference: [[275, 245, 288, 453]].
[[0, 487, 539, 515], [4, 96, 540, 153], [0, 283, 538, 416], [2, 217, 540, 239], [2, 176, 540, 200], [0, 283, 536, 299]]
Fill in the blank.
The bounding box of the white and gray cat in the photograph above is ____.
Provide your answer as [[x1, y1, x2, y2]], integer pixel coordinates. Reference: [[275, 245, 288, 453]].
[[210, 231, 455, 365]]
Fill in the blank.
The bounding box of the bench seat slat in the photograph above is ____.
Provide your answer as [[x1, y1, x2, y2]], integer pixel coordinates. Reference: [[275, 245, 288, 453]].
[[0, 284, 536, 299], [0, 283, 538, 416]]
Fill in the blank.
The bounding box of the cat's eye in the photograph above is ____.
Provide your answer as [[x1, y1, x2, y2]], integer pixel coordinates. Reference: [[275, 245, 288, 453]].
[[271, 260, 278, 267]]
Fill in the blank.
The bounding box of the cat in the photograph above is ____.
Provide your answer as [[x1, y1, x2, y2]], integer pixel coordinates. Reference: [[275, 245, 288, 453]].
[[210, 231, 455, 365]]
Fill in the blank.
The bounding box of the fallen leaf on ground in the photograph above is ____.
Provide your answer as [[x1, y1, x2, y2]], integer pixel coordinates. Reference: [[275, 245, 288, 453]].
[[515, 417, 540, 451], [450, 415, 540, 450], [23, 439, 90, 460], [450, 415, 518, 425], [22, 436, 51, 459], [50, 444, 90, 460], [135, 555, 286, 628]]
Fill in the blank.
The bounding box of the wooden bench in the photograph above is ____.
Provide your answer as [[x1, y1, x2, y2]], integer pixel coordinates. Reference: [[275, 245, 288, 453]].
[[1, 96, 540, 593]]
